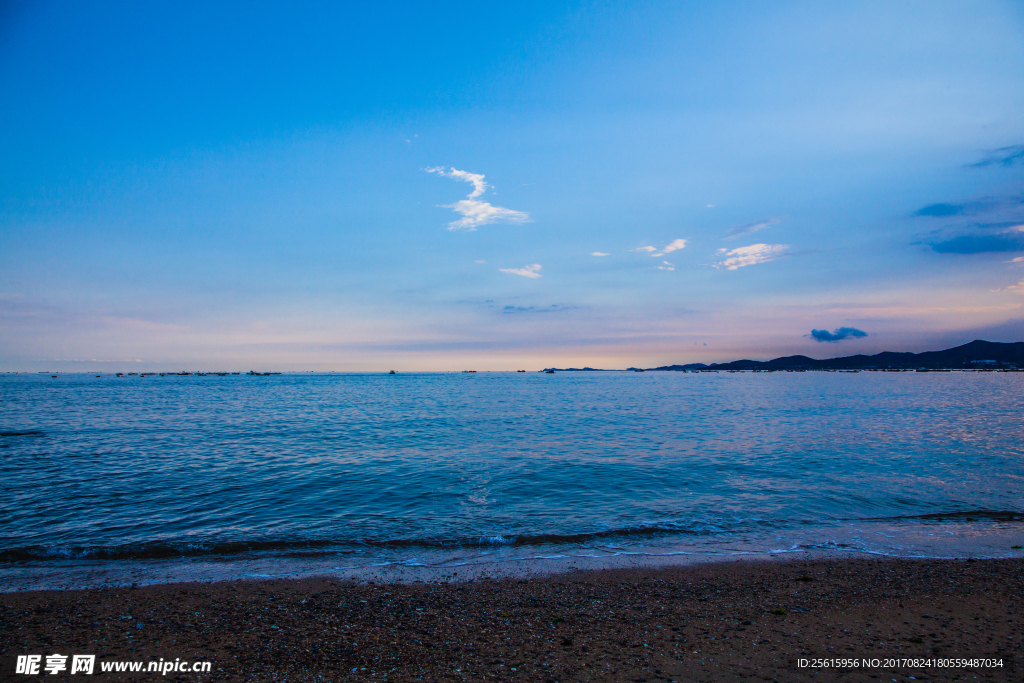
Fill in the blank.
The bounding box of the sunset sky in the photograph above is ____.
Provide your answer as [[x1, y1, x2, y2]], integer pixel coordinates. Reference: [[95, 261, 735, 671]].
[[2, 1, 1024, 371]]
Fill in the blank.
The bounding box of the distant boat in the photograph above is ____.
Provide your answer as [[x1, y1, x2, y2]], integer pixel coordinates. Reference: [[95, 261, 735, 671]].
[[517, 370, 526, 372], [389, 370, 396, 374], [544, 369, 555, 374]]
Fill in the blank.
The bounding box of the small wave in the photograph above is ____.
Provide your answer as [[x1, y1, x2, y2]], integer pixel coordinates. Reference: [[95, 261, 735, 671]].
[[0, 525, 739, 562], [854, 510, 1024, 523], [4, 513, 1021, 564], [0, 539, 340, 562], [0, 430, 44, 438], [365, 524, 751, 550]]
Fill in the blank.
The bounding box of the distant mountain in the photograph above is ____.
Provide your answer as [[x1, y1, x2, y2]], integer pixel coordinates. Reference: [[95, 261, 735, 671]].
[[645, 363, 708, 371], [647, 340, 1024, 371]]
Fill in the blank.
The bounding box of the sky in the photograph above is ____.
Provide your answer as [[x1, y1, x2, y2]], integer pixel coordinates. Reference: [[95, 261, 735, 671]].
[[2, 0, 1024, 371]]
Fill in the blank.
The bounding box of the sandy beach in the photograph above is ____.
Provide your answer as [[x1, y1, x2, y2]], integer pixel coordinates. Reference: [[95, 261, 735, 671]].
[[1, 556, 1021, 682]]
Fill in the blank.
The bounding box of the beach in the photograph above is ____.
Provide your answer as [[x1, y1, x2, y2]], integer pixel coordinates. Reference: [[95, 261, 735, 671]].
[[2, 556, 1020, 682]]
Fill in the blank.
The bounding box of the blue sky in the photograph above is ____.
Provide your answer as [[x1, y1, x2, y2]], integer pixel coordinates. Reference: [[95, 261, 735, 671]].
[[2, 0, 1024, 370]]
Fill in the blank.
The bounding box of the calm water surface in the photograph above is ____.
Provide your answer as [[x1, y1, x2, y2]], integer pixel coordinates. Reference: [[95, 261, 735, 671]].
[[1, 371, 1022, 588]]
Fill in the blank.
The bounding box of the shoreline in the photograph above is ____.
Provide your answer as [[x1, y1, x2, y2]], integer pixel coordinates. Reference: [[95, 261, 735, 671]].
[[2, 556, 1020, 681], [4, 516, 1022, 593]]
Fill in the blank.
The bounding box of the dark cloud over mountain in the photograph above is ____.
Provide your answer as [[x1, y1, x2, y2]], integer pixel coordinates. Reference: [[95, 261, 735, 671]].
[[810, 327, 867, 343]]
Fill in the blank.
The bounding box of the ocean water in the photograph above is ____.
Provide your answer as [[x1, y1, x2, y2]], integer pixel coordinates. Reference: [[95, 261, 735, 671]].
[[1, 371, 1023, 590]]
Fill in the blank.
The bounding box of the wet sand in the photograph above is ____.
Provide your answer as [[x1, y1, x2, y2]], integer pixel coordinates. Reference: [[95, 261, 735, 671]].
[[1, 557, 1021, 682]]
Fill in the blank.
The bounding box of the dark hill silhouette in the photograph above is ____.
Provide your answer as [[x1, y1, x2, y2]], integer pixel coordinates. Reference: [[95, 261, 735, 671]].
[[647, 340, 1024, 371]]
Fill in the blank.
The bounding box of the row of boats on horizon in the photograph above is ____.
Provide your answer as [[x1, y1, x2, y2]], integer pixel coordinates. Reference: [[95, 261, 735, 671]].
[[7, 340, 1023, 376]]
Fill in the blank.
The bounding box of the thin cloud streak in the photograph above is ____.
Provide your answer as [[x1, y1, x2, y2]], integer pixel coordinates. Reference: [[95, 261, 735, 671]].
[[994, 279, 1024, 293], [634, 239, 687, 257], [500, 264, 542, 279], [714, 244, 788, 270], [969, 145, 1024, 168], [931, 227, 1024, 254], [726, 218, 779, 239]]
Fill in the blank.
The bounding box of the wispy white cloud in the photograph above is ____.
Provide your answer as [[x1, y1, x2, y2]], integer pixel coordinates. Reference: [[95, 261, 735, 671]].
[[426, 166, 488, 198], [726, 217, 779, 240], [714, 243, 788, 270], [500, 264, 542, 279], [657, 261, 675, 271], [591, 252, 609, 256], [474, 260, 486, 264], [443, 200, 529, 231], [426, 166, 530, 231], [660, 239, 687, 254], [1010, 256, 1024, 263], [633, 239, 687, 257], [995, 278, 1024, 293]]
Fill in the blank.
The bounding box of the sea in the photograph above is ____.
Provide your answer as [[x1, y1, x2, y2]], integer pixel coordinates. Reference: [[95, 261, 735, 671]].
[[2, 370, 1022, 591]]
